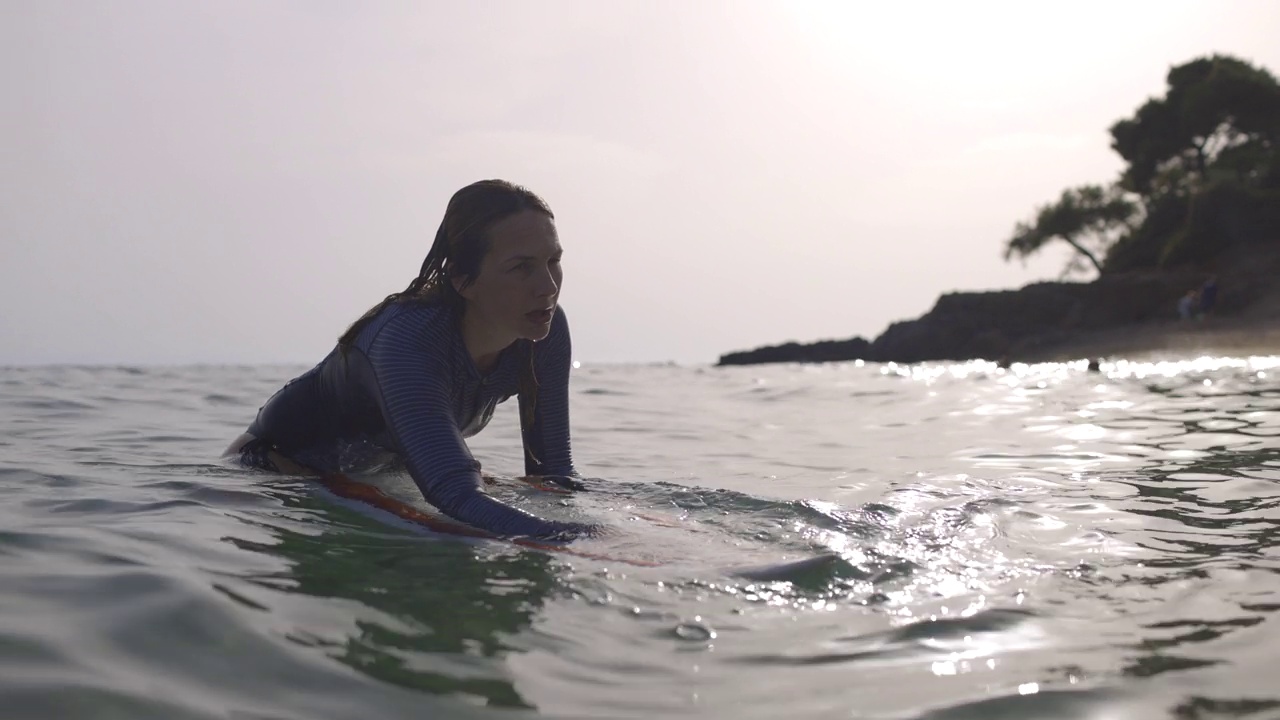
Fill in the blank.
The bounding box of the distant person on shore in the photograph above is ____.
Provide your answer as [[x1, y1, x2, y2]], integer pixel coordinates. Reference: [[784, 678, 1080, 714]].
[[1199, 275, 1218, 317], [1178, 289, 1199, 320]]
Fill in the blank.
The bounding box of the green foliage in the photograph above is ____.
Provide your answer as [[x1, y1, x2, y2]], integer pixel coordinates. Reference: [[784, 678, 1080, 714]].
[[1254, 143, 1280, 189], [1110, 55, 1280, 197], [1004, 185, 1139, 276], [1002, 53, 1280, 275], [1102, 192, 1189, 272], [1110, 97, 1185, 197], [1161, 180, 1280, 266]]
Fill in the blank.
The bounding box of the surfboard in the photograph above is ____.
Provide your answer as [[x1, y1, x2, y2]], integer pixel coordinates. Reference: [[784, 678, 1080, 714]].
[[727, 552, 842, 582], [315, 472, 662, 567], [314, 472, 844, 578]]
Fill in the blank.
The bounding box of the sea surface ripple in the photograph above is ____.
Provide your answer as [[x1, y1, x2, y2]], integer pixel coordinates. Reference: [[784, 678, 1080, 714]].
[[1, 357, 1278, 719]]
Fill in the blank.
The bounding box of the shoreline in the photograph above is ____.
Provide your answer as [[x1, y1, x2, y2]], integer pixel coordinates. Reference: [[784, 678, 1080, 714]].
[[1015, 317, 1280, 363], [718, 242, 1280, 368]]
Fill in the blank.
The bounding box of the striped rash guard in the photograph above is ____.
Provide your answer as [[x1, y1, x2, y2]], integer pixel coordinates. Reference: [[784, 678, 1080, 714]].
[[245, 302, 593, 540]]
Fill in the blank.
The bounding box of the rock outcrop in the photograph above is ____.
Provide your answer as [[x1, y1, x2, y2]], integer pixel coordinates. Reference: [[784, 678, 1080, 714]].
[[717, 241, 1280, 366]]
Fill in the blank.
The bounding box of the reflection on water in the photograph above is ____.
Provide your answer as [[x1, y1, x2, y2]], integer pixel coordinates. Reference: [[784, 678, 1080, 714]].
[[0, 357, 1277, 718], [226, 480, 565, 709]]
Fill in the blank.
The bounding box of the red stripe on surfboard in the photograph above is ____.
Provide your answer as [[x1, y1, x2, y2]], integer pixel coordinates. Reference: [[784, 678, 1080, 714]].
[[316, 473, 660, 567]]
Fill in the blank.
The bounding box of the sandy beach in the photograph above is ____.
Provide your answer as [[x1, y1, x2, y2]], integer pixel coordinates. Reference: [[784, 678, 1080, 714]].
[[1025, 317, 1280, 363]]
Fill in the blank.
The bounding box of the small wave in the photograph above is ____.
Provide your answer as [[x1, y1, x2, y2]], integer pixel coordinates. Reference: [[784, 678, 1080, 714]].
[[730, 607, 1038, 668]]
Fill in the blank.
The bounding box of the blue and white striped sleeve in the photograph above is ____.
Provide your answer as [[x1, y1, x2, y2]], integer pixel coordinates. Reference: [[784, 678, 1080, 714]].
[[520, 307, 576, 477], [364, 312, 592, 539]]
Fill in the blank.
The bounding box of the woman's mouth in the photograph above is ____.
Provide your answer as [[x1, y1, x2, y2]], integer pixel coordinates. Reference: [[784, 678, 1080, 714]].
[[526, 307, 554, 324]]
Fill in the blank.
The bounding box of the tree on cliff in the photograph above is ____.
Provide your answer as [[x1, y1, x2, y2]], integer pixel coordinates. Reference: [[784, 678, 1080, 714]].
[[1003, 185, 1138, 277], [1003, 54, 1280, 275], [1110, 54, 1280, 199]]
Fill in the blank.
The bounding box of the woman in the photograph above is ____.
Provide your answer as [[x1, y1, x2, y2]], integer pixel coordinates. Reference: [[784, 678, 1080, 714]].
[[225, 180, 599, 540]]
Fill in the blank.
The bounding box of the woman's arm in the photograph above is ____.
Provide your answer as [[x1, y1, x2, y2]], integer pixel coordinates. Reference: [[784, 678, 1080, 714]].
[[364, 311, 594, 539]]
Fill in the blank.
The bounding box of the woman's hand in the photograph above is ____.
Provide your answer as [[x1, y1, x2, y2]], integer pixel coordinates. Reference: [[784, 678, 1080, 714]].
[[518, 474, 590, 493], [540, 521, 611, 542]]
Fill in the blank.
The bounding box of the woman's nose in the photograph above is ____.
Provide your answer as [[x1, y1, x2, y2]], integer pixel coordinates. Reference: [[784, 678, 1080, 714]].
[[535, 265, 559, 297]]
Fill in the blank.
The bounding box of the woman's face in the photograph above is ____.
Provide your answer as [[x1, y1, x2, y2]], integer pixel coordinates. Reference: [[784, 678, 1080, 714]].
[[456, 210, 563, 343]]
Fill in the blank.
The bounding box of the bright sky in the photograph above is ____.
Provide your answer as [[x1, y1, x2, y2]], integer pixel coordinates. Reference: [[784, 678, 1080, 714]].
[[3, 1, 1278, 365]]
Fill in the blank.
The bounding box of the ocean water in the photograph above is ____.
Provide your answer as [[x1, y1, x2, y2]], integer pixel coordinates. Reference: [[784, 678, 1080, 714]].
[[1, 357, 1279, 719]]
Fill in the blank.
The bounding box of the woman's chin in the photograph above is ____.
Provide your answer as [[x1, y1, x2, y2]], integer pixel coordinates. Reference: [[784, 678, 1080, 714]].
[[516, 313, 555, 342], [523, 326, 553, 342]]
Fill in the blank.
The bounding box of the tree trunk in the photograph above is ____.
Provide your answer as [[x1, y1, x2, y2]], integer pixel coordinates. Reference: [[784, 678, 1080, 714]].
[[1064, 236, 1104, 275], [1193, 138, 1209, 176]]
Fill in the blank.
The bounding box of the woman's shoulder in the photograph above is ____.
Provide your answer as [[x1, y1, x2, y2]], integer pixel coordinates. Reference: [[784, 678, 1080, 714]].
[[389, 299, 454, 326], [355, 300, 455, 351], [551, 303, 569, 327]]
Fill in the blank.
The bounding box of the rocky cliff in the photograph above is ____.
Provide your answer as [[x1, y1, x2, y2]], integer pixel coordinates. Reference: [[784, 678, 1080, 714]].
[[718, 241, 1280, 366]]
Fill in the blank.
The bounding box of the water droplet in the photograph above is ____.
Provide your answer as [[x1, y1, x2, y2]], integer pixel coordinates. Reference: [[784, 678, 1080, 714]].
[[674, 621, 716, 642]]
